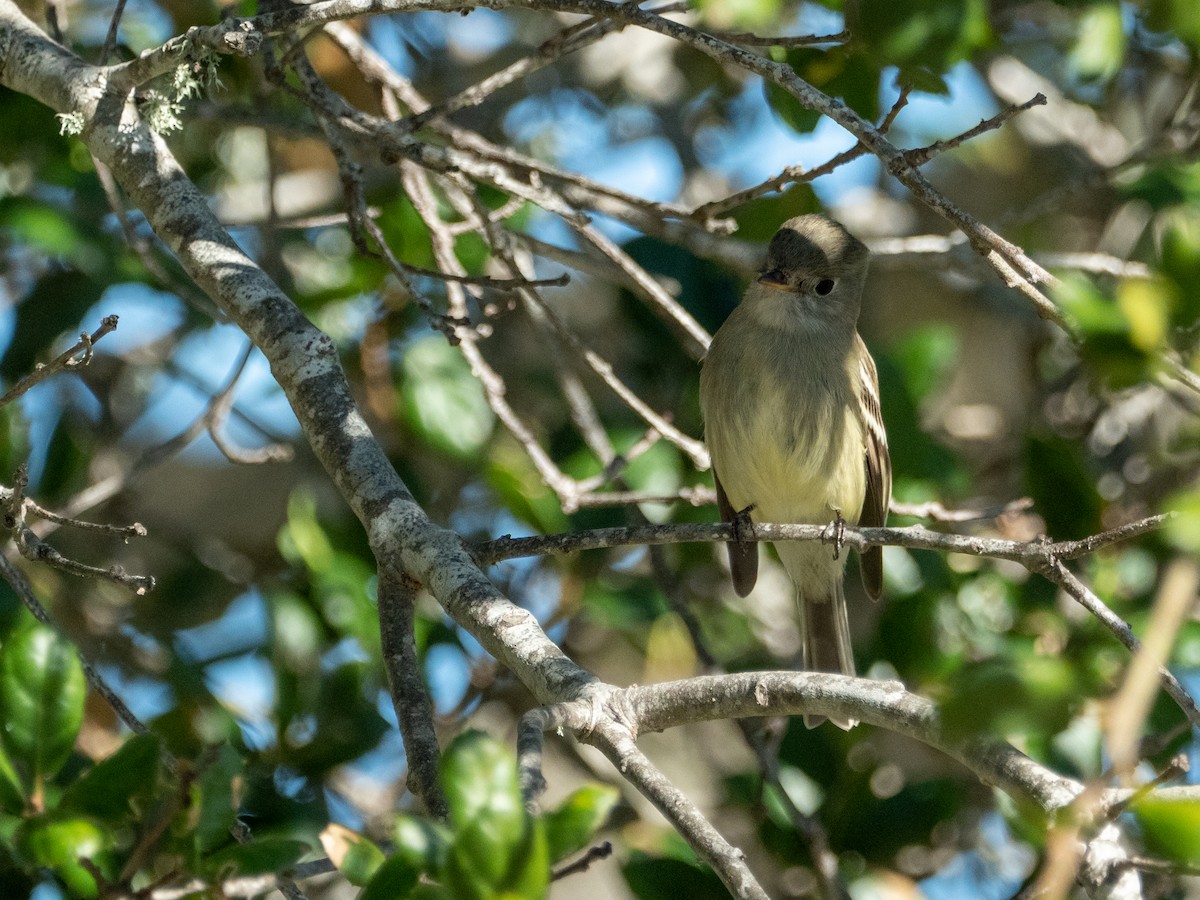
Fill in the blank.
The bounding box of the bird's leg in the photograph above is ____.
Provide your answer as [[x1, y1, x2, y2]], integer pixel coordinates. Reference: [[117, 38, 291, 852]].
[[732, 503, 756, 544], [821, 504, 846, 560]]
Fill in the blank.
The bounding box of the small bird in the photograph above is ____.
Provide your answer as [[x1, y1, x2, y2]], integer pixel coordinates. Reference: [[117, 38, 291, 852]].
[[699, 214, 891, 728]]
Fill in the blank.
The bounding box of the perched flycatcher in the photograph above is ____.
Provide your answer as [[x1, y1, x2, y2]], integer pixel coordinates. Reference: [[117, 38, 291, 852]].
[[699, 214, 891, 728]]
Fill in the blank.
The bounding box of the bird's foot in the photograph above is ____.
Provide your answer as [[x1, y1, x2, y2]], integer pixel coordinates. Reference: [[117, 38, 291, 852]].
[[821, 505, 846, 560], [732, 503, 756, 543]]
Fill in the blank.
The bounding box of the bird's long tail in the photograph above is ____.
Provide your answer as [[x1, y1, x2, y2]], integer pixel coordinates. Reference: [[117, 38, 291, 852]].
[[798, 575, 857, 730]]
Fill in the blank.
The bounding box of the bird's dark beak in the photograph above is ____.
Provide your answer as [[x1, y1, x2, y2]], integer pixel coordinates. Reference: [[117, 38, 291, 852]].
[[757, 269, 789, 290]]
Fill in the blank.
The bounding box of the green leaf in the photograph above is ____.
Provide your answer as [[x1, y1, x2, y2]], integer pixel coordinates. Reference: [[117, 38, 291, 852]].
[[1052, 275, 1152, 388], [0, 742, 25, 814], [361, 852, 422, 900], [1164, 487, 1200, 553], [622, 851, 728, 899], [851, 0, 991, 73], [15, 814, 111, 898], [1133, 797, 1200, 865], [695, 0, 783, 30], [940, 654, 1079, 741], [204, 837, 309, 879], [441, 731, 532, 897], [501, 815, 549, 898], [278, 490, 335, 572], [392, 814, 449, 874], [1158, 206, 1200, 329], [543, 784, 619, 864], [402, 334, 495, 459], [1024, 433, 1101, 540], [60, 732, 163, 822], [0, 624, 86, 785], [442, 731, 525, 833], [765, 47, 881, 134], [189, 743, 245, 855], [282, 661, 389, 776], [1069, 2, 1126, 83], [321, 823, 385, 886], [1146, 0, 1200, 49]]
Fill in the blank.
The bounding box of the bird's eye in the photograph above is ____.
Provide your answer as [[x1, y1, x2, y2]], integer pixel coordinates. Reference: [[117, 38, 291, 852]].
[[815, 279, 835, 296]]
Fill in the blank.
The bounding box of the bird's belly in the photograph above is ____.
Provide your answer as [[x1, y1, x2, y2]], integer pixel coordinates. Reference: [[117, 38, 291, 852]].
[[713, 399, 867, 527]]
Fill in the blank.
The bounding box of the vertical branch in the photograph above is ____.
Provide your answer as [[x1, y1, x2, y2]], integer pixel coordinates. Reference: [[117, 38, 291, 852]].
[[377, 571, 449, 819]]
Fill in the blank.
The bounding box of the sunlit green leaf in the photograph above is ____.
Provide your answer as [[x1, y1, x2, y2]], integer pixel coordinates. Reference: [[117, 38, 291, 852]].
[[392, 814, 449, 874], [1134, 797, 1200, 865], [60, 732, 163, 822], [278, 490, 335, 572], [1069, 3, 1126, 82], [15, 814, 111, 898], [441, 731, 538, 897], [695, 0, 783, 29], [322, 823, 386, 886], [543, 784, 619, 863], [1165, 488, 1200, 553], [402, 335, 495, 459]]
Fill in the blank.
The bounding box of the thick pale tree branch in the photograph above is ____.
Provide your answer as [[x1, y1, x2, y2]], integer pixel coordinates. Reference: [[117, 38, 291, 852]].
[[0, 1, 594, 708]]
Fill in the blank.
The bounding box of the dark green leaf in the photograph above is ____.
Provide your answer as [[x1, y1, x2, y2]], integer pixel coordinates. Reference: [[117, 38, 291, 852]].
[[1024, 434, 1101, 540], [204, 837, 309, 879], [940, 655, 1079, 741], [851, 0, 992, 72], [282, 661, 388, 776], [190, 743, 245, 855], [765, 47, 881, 134], [361, 853, 422, 900], [60, 732, 163, 822], [0, 624, 86, 784], [622, 852, 728, 900], [0, 269, 103, 381]]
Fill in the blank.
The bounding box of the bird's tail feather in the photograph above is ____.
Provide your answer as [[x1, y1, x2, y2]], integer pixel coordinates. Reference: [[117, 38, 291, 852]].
[[798, 576, 857, 730]]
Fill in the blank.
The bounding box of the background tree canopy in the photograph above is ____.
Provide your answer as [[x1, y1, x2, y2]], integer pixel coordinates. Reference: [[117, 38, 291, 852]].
[[0, 0, 1199, 897]]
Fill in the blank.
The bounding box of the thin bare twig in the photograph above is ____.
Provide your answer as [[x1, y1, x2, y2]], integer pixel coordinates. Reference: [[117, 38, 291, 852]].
[[709, 29, 849, 47], [0, 315, 118, 408], [14, 526, 155, 594], [551, 841, 614, 881], [901, 93, 1047, 167]]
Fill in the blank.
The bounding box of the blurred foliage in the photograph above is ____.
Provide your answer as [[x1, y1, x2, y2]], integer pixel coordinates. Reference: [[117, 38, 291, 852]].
[[0, 0, 1198, 896], [326, 731, 616, 899]]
